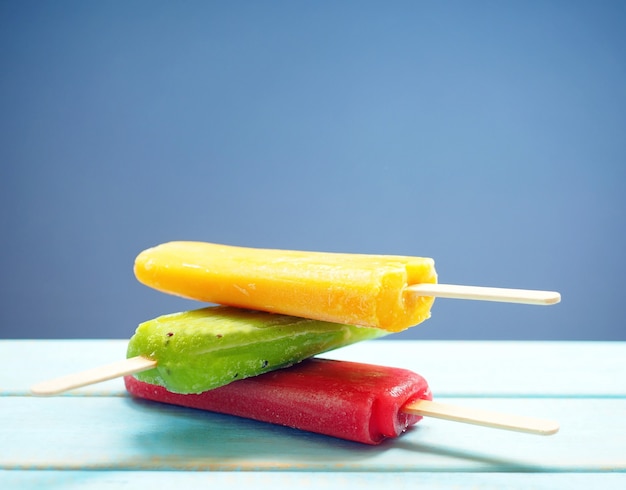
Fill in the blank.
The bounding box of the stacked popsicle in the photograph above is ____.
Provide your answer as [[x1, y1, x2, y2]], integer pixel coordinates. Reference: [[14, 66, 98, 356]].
[[32, 241, 561, 444]]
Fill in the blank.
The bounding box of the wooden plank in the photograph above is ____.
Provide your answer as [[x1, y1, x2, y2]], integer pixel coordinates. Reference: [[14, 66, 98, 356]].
[[2, 339, 625, 485], [1, 340, 128, 396], [1, 396, 624, 472], [1, 470, 625, 490], [325, 340, 626, 397], [4, 340, 625, 397]]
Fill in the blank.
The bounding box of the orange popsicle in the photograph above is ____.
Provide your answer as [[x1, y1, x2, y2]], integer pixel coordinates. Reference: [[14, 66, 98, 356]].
[[134, 241, 437, 332]]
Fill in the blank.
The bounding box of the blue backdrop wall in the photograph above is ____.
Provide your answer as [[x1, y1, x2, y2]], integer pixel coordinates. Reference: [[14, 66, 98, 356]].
[[1, 1, 624, 340]]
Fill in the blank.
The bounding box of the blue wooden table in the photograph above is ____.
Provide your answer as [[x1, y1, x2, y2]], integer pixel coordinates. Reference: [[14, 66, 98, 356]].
[[1, 340, 624, 489]]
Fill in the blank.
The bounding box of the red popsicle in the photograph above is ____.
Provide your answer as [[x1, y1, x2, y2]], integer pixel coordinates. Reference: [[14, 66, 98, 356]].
[[125, 357, 560, 444], [125, 357, 432, 445]]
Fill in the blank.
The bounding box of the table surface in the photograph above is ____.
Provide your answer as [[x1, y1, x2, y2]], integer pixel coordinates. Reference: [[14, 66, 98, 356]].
[[1, 339, 625, 489]]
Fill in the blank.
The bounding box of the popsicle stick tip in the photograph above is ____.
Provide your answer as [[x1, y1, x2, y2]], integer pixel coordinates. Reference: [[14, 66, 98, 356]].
[[537, 421, 560, 436], [545, 292, 561, 305], [407, 284, 561, 306], [30, 356, 157, 396]]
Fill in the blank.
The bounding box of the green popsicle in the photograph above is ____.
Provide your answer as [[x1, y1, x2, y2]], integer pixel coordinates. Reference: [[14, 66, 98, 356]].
[[126, 306, 387, 394]]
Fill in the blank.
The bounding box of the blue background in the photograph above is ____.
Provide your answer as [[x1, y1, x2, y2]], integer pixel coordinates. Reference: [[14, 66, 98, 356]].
[[1, 1, 624, 340]]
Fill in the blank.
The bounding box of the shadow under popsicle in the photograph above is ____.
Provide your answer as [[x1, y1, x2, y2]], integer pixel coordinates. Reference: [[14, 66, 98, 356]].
[[121, 396, 550, 472], [122, 396, 383, 468]]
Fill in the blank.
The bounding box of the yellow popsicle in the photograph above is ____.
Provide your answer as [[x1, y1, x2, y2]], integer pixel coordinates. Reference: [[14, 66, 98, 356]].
[[134, 241, 437, 332]]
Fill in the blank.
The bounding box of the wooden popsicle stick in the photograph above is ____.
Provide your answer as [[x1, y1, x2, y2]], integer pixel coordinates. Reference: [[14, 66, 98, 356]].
[[404, 399, 559, 435], [30, 356, 157, 396], [406, 283, 561, 305]]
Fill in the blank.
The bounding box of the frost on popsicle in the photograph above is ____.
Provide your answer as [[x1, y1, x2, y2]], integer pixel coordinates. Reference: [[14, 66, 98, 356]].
[[133, 241, 438, 332], [125, 357, 432, 445]]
